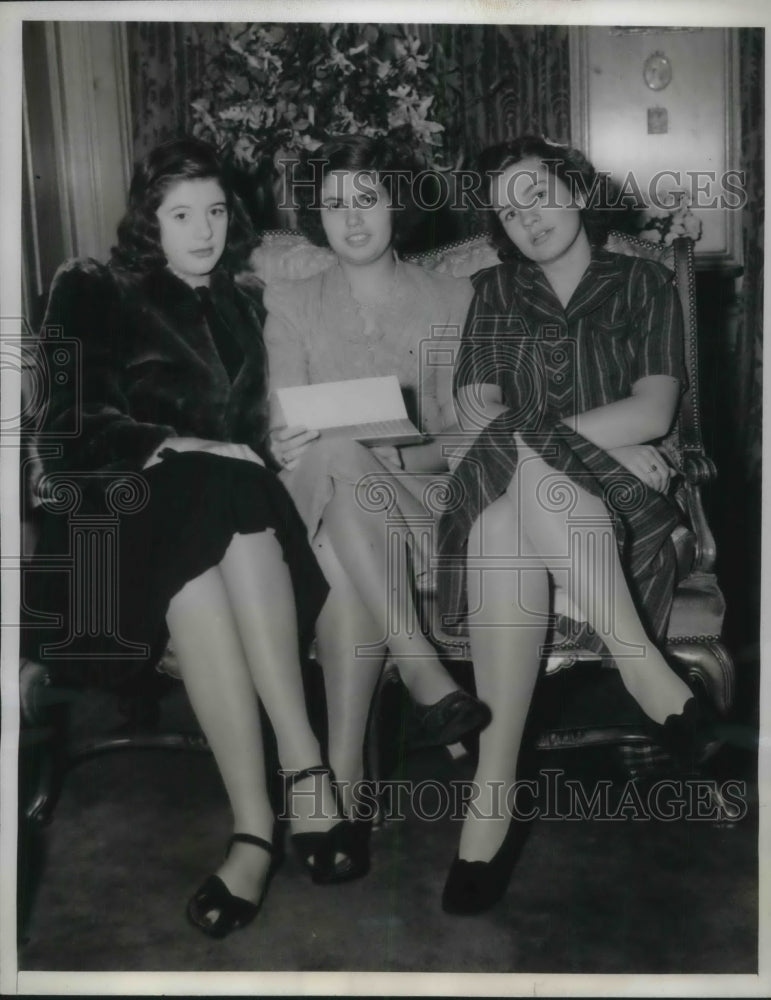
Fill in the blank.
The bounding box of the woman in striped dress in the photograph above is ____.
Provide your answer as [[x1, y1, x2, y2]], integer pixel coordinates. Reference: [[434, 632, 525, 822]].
[[438, 136, 717, 915]]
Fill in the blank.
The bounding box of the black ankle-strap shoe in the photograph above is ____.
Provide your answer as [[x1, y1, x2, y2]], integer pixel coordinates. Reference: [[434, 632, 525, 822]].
[[187, 832, 279, 939], [286, 766, 370, 884]]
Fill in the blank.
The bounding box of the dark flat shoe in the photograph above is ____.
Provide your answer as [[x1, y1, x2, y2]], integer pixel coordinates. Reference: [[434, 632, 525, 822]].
[[442, 818, 531, 916], [187, 832, 278, 939], [410, 690, 492, 749]]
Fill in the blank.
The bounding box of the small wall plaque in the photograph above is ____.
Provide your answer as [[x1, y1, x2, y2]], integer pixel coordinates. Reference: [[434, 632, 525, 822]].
[[647, 106, 669, 134]]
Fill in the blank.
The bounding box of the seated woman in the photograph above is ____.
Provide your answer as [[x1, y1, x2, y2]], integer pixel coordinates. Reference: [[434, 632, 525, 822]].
[[437, 136, 719, 915], [23, 138, 366, 940], [263, 135, 491, 813]]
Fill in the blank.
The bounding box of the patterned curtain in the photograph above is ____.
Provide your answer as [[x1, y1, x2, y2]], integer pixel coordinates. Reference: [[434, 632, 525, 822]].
[[127, 22, 225, 162], [417, 24, 571, 159], [128, 23, 570, 167]]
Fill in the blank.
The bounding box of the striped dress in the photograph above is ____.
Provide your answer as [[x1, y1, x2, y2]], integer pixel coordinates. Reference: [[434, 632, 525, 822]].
[[436, 248, 686, 656]]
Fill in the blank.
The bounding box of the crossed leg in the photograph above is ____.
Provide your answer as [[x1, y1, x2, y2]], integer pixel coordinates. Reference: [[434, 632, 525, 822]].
[[305, 441, 478, 805], [512, 437, 692, 724], [166, 530, 341, 903], [458, 438, 692, 862], [319, 462, 461, 707]]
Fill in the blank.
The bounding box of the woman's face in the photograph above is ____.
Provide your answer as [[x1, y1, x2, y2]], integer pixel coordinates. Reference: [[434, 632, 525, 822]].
[[319, 170, 393, 267], [492, 156, 586, 267], [156, 177, 228, 286]]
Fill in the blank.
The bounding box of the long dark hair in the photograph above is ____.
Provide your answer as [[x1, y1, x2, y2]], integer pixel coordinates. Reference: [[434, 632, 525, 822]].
[[294, 134, 424, 252], [111, 137, 259, 274], [479, 135, 614, 259]]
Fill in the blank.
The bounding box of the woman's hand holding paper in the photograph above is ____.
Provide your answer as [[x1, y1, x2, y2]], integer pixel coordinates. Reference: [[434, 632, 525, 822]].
[[269, 425, 320, 471]]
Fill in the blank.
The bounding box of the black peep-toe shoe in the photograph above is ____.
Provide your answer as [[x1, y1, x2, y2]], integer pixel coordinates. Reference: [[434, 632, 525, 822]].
[[187, 832, 279, 939], [441, 818, 532, 916], [286, 766, 370, 884], [409, 690, 492, 750]]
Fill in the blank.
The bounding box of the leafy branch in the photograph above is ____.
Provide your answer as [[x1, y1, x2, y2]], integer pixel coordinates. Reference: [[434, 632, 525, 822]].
[[189, 23, 458, 172]]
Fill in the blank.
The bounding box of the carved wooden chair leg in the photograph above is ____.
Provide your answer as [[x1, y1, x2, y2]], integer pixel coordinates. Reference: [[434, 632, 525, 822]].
[[19, 659, 73, 827]]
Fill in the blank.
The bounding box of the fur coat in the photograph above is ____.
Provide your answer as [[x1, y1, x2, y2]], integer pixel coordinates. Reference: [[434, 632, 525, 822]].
[[36, 258, 269, 482]]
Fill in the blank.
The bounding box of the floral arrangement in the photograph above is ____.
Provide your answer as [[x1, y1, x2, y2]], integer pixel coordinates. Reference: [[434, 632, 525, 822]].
[[637, 196, 703, 245], [190, 23, 455, 173]]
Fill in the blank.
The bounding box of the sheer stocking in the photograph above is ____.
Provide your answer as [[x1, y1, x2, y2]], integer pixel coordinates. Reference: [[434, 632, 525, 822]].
[[321, 473, 458, 707], [314, 532, 386, 812], [166, 531, 342, 899], [459, 494, 548, 862], [511, 437, 691, 724]]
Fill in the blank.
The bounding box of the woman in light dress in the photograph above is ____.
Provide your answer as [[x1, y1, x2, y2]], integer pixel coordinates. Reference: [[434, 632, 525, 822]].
[[264, 136, 491, 826]]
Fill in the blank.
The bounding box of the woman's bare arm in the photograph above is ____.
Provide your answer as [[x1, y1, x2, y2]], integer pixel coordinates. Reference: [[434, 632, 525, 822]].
[[457, 375, 678, 449], [560, 374, 680, 449], [453, 377, 679, 490]]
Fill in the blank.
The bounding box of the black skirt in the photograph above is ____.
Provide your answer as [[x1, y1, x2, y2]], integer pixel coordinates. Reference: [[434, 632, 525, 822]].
[[22, 452, 328, 689]]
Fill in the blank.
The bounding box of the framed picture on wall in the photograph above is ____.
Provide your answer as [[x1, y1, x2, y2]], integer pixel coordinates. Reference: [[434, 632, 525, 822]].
[[570, 26, 742, 270]]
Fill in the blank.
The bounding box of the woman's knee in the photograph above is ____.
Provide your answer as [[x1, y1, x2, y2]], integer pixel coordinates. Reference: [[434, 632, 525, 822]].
[[470, 494, 518, 550], [312, 435, 375, 472]]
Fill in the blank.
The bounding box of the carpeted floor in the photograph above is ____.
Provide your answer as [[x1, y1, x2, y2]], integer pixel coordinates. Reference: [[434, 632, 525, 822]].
[[17, 679, 758, 975]]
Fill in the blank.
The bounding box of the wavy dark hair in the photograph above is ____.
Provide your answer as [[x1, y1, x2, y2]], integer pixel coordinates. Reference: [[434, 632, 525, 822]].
[[294, 135, 425, 251], [111, 137, 259, 274], [479, 136, 615, 260]]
